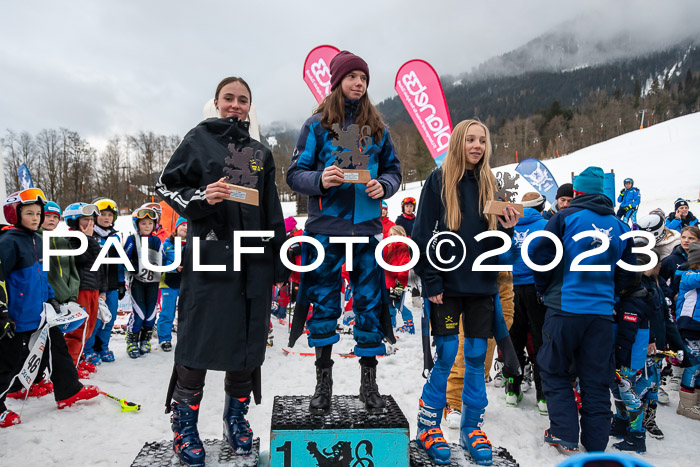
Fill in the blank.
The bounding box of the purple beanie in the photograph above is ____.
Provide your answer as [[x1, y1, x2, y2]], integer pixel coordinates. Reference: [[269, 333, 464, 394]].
[[329, 51, 370, 91]]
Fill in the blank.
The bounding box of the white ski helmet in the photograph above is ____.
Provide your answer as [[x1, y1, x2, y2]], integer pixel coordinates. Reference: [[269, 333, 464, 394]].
[[634, 213, 664, 243]]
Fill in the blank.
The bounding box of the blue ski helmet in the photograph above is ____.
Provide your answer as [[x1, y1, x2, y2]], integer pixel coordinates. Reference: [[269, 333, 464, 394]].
[[63, 202, 100, 230], [624, 178, 633, 185]]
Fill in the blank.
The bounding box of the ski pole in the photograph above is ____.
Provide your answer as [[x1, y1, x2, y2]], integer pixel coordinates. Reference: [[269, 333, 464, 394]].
[[100, 391, 141, 412]]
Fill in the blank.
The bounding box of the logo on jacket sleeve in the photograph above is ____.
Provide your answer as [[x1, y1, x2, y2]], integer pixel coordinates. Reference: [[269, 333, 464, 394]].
[[622, 312, 638, 323]]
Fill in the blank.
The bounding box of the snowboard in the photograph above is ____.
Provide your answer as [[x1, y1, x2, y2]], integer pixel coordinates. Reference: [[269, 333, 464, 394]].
[[281, 346, 397, 358], [409, 440, 519, 466], [131, 438, 259, 466]]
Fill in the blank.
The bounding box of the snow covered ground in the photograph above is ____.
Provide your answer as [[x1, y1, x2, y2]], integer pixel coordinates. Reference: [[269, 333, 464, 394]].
[[3, 113, 699, 466]]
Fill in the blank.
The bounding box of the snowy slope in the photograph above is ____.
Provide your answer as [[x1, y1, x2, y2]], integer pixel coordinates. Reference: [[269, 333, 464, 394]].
[[3, 114, 699, 467]]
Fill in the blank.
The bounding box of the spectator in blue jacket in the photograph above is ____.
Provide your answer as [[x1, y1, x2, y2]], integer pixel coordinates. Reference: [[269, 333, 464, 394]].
[[665, 198, 698, 232], [675, 242, 700, 420], [286, 51, 401, 416], [616, 178, 641, 225], [502, 192, 549, 414], [543, 183, 573, 220], [534, 166, 636, 454]]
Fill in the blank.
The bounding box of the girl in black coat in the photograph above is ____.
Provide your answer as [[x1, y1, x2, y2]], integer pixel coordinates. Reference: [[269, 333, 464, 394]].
[[156, 77, 286, 466]]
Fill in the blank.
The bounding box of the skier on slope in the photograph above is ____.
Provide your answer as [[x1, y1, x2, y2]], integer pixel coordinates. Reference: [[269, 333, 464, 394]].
[[617, 178, 641, 225], [286, 51, 402, 415], [156, 76, 287, 466]]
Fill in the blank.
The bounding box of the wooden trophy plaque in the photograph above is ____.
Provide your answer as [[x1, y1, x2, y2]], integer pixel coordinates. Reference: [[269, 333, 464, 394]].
[[483, 200, 524, 217], [224, 183, 259, 206]]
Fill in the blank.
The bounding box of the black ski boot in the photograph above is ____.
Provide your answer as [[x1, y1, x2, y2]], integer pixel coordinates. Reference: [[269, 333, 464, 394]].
[[223, 395, 254, 455], [170, 391, 205, 466], [613, 430, 646, 453], [309, 361, 333, 415], [126, 332, 140, 359], [610, 415, 630, 438], [359, 361, 385, 414], [139, 327, 154, 355], [643, 402, 664, 439]]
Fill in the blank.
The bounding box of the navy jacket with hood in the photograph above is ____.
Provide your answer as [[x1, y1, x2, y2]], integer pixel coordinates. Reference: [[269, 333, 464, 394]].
[[533, 194, 636, 315], [286, 99, 401, 236]]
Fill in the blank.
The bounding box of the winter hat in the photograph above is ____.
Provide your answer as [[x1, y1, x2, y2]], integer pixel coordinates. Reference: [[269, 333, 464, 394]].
[[573, 167, 605, 195], [687, 242, 700, 265], [674, 198, 689, 211], [329, 51, 370, 91], [521, 192, 545, 212], [284, 216, 297, 233], [175, 217, 187, 230], [44, 201, 61, 217], [555, 183, 574, 200]]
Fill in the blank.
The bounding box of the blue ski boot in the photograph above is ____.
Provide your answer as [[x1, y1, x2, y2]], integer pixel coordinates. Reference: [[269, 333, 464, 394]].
[[170, 392, 205, 466], [223, 395, 254, 455], [416, 399, 451, 465], [460, 404, 493, 465], [613, 429, 646, 453]]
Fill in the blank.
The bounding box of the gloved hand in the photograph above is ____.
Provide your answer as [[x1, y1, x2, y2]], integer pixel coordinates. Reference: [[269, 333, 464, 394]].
[[620, 189, 625, 195], [0, 309, 15, 340], [118, 283, 126, 300], [627, 204, 633, 210], [622, 206, 630, 212], [49, 298, 61, 314], [536, 292, 545, 305]]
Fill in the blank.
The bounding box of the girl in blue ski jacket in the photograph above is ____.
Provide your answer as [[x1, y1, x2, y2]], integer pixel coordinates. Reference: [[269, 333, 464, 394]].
[[616, 178, 640, 225], [675, 242, 700, 419], [286, 51, 401, 416], [412, 119, 519, 465], [665, 198, 698, 232]]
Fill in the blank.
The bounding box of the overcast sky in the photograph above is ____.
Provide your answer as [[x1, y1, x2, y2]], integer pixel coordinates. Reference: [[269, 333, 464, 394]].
[[2, 0, 698, 150]]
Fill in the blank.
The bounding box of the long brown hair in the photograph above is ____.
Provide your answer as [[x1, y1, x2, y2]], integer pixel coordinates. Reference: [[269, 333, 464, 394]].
[[314, 86, 385, 142], [441, 120, 498, 231]]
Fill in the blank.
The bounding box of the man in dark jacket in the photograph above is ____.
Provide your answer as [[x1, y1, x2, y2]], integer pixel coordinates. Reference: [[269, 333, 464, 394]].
[[543, 183, 573, 220], [534, 166, 636, 454]]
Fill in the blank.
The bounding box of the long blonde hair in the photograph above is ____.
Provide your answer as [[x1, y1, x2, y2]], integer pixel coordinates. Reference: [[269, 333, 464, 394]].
[[441, 120, 498, 231]]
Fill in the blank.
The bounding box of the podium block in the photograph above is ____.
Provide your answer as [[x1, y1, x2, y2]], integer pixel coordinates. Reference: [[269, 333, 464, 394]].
[[270, 395, 410, 466]]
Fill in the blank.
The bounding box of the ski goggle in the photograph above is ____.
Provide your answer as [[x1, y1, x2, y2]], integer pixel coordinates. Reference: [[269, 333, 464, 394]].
[[78, 204, 101, 216], [142, 203, 162, 215], [94, 198, 118, 213], [7, 188, 47, 205], [134, 208, 158, 220], [402, 197, 416, 205]]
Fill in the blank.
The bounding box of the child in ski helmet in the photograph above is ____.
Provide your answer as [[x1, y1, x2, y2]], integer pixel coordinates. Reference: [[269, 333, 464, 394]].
[[287, 50, 402, 416], [381, 200, 395, 238], [83, 197, 124, 363], [396, 196, 416, 236], [0, 189, 99, 427], [123, 207, 162, 359], [616, 178, 641, 225], [383, 225, 414, 334], [62, 202, 106, 371]]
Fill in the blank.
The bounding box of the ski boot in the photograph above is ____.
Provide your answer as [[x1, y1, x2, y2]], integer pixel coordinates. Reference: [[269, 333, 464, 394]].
[[613, 430, 646, 453], [100, 349, 115, 362], [610, 415, 630, 438], [223, 395, 254, 455], [267, 322, 274, 347], [359, 362, 386, 414], [171, 391, 205, 466], [459, 404, 492, 465], [492, 358, 505, 388], [537, 399, 548, 416], [416, 399, 451, 465], [397, 319, 415, 334], [126, 331, 141, 358], [444, 404, 461, 429], [657, 386, 670, 404], [544, 429, 579, 455], [0, 410, 20, 427], [57, 385, 100, 409], [139, 327, 154, 355], [309, 361, 333, 415], [82, 351, 102, 366], [643, 402, 664, 439], [160, 341, 173, 352], [521, 361, 533, 392], [668, 365, 683, 391], [505, 377, 523, 407], [7, 380, 54, 399]]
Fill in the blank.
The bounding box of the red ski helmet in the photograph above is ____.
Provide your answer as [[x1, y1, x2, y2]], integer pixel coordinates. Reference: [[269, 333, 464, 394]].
[[3, 188, 47, 226]]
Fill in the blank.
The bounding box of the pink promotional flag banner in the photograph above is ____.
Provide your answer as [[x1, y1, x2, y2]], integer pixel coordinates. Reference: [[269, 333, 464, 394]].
[[394, 60, 452, 166], [303, 45, 340, 104]]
